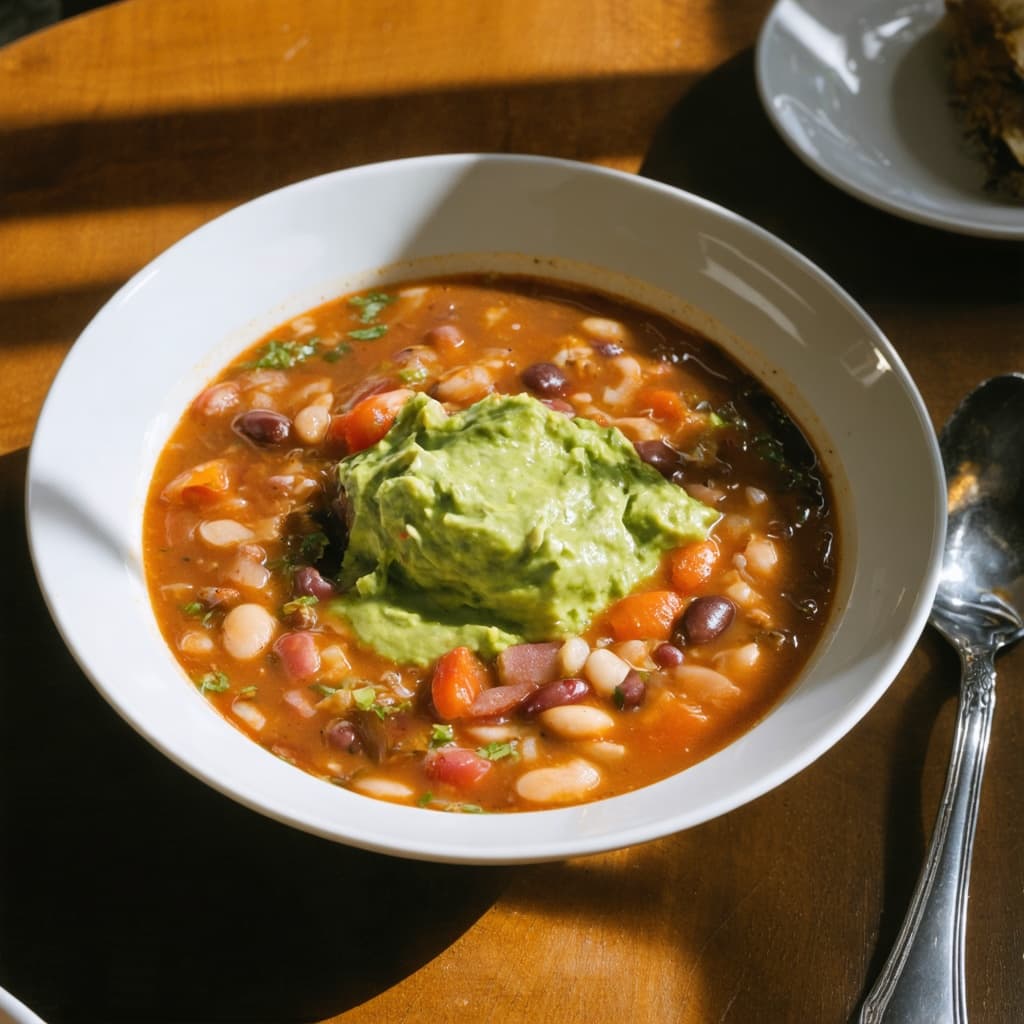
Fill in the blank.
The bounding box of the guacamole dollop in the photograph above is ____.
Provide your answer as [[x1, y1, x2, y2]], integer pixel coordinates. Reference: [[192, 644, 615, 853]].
[[328, 392, 719, 665]]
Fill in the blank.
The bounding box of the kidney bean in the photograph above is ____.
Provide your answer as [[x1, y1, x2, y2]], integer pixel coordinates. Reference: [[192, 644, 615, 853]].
[[634, 439, 681, 477], [651, 642, 684, 668], [614, 670, 646, 710], [233, 408, 292, 446], [522, 677, 591, 716], [274, 631, 321, 680], [293, 565, 336, 600], [672, 595, 736, 647], [521, 362, 569, 397], [324, 719, 362, 754]]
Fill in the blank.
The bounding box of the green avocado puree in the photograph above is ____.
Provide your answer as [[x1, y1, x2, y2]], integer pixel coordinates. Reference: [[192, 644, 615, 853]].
[[328, 392, 718, 665]]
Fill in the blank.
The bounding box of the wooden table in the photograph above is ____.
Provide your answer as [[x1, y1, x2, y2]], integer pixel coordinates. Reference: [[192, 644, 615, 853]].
[[2, 1, 1022, 1021]]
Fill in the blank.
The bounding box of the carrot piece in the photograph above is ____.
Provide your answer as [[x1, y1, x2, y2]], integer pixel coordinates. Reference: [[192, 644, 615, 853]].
[[431, 646, 490, 721], [605, 590, 683, 642], [638, 387, 687, 422], [331, 388, 414, 453], [668, 540, 720, 594]]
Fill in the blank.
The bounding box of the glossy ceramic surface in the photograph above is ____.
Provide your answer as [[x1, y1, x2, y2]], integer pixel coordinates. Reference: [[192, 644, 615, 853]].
[[26, 154, 945, 863], [756, 0, 1024, 239]]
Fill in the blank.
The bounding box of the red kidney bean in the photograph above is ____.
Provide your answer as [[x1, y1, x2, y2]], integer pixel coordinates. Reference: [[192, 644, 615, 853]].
[[634, 439, 682, 477], [324, 719, 362, 753], [233, 408, 292, 446], [522, 677, 591, 716], [274, 631, 321, 680], [521, 362, 569, 397], [651, 642, 684, 668], [672, 596, 736, 647], [293, 565, 336, 600], [614, 670, 646, 710], [424, 747, 493, 788]]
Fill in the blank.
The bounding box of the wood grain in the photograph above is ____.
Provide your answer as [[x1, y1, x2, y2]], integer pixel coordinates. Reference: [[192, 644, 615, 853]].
[[1, 1, 1023, 1021]]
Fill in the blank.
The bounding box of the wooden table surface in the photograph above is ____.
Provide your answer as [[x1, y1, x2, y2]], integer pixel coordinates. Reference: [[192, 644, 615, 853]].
[[2, 1, 1023, 1021]]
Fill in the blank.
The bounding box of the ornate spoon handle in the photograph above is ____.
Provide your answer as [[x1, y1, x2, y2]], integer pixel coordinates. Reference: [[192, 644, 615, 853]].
[[859, 645, 996, 1024]]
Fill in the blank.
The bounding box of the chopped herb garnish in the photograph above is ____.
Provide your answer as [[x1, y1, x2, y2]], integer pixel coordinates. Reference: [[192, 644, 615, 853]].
[[309, 682, 340, 698], [347, 325, 389, 341], [430, 723, 454, 748], [349, 292, 395, 323], [477, 740, 518, 762], [417, 792, 485, 813], [323, 343, 352, 363], [195, 671, 230, 694], [237, 685, 258, 700], [398, 365, 428, 385], [298, 532, 329, 563], [282, 595, 319, 615], [417, 791, 434, 807], [370, 699, 412, 721], [182, 600, 205, 617], [245, 337, 319, 370]]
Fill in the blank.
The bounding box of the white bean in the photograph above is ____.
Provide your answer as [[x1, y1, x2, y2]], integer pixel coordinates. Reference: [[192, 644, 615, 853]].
[[178, 630, 214, 656], [714, 642, 761, 679], [464, 723, 518, 744], [580, 316, 627, 342], [744, 536, 779, 577], [198, 518, 255, 548], [602, 356, 642, 406], [515, 759, 602, 804], [232, 700, 266, 731], [433, 364, 494, 403], [293, 403, 331, 445], [559, 637, 590, 675], [351, 776, 416, 801], [670, 664, 740, 702], [221, 603, 277, 660], [612, 640, 649, 669], [584, 648, 630, 697], [587, 740, 627, 761], [224, 553, 270, 591], [539, 705, 615, 740]]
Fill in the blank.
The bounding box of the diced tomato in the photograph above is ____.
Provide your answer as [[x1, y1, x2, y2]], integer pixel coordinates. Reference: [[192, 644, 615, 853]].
[[431, 646, 490, 721], [274, 631, 321, 681], [638, 387, 687, 421], [328, 388, 414, 453], [424, 747, 493, 789], [605, 590, 683, 641], [669, 540, 720, 594], [161, 459, 231, 506]]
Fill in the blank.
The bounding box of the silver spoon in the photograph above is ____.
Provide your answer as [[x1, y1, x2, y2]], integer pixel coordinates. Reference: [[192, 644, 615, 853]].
[[860, 373, 1024, 1023]]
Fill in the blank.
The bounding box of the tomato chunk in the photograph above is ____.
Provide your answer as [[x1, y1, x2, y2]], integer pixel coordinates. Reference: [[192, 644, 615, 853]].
[[431, 646, 490, 721], [605, 590, 683, 641], [330, 388, 414, 453]]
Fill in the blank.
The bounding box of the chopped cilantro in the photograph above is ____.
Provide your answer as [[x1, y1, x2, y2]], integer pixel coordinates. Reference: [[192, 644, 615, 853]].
[[195, 671, 230, 694], [309, 682, 340, 698], [245, 337, 319, 370], [477, 740, 518, 762], [282, 595, 319, 615], [353, 685, 377, 711], [237, 685, 258, 700], [323, 343, 352, 363], [430, 723, 454, 748], [398, 365, 428, 385], [347, 325, 389, 342], [349, 292, 395, 323], [370, 699, 412, 721], [182, 600, 205, 617], [417, 791, 434, 807], [417, 792, 486, 814]]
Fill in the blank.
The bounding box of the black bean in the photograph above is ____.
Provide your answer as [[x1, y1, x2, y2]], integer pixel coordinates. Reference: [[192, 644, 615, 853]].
[[232, 408, 292, 446], [672, 596, 736, 647], [651, 642, 684, 668], [521, 361, 570, 397], [614, 670, 646, 710], [324, 719, 362, 754], [293, 565, 336, 600], [634, 439, 681, 478], [522, 677, 591, 716]]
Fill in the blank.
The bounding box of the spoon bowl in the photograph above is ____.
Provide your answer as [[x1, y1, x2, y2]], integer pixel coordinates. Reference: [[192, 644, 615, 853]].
[[861, 373, 1024, 1023]]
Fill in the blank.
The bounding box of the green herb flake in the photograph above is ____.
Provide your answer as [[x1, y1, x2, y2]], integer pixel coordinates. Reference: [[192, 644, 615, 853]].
[[398, 365, 428, 385], [417, 791, 434, 807], [477, 740, 518, 762], [347, 325, 389, 342], [195, 671, 230, 695], [182, 600, 205, 617], [245, 337, 319, 370], [353, 685, 377, 711], [349, 292, 395, 323], [429, 723, 454, 748], [298, 532, 329, 563], [323, 343, 352, 363], [309, 683, 340, 698], [282, 595, 319, 615], [371, 698, 412, 721], [237, 685, 258, 700]]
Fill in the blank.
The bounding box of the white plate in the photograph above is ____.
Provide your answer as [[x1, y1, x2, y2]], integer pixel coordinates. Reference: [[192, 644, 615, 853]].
[[756, 0, 1024, 238], [26, 154, 945, 863]]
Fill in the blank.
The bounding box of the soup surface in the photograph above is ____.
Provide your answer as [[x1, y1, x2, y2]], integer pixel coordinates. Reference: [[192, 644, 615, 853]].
[[145, 274, 837, 812]]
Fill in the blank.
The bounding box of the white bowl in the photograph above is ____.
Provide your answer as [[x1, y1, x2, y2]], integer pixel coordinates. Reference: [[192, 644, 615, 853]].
[[27, 154, 945, 864]]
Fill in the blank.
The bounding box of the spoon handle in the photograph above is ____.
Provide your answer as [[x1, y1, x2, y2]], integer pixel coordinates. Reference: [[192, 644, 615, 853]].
[[859, 644, 996, 1024]]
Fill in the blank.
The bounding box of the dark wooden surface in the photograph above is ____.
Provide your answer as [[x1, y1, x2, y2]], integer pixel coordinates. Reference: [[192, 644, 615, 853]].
[[1, 2, 1023, 1021]]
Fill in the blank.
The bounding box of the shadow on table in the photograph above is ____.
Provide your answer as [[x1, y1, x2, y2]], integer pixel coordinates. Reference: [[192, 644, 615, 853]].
[[0, 448, 511, 1024]]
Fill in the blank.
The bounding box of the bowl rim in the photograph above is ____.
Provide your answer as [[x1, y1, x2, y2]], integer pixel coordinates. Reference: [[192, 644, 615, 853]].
[[26, 152, 946, 863]]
